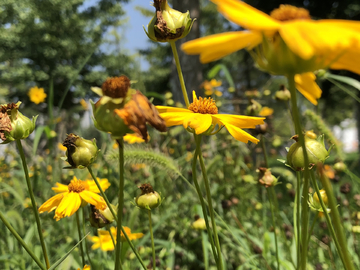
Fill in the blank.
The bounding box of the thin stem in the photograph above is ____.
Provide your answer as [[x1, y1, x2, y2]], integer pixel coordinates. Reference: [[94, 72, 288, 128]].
[[15, 140, 50, 269], [268, 187, 279, 270], [197, 138, 224, 270], [170, 41, 190, 107], [148, 210, 156, 270], [115, 138, 125, 270], [310, 169, 347, 268], [307, 213, 318, 244], [191, 136, 219, 264], [87, 167, 147, 270], [287, 75, 311, 270], [76, 212, 85, 267], [295, 172, 301, 269], [0, 211, 47, 270], [82, 208, 92, 267], [260, 135, 269, 168], [201, 231, 209, 270]]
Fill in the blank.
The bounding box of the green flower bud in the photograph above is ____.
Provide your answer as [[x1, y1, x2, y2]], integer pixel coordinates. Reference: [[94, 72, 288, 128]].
[[246, 99, 262, 116], [135, 183, 161, 210], [287, 135, 329, 171], [62, 133, 98, 169], [308, 189, 330, 213], [145, 0, 195, 42], [334, 161, 347, 172], [0, 102, 37, 144], [274, 85, 291, 101], [89, 204, 117, 228]]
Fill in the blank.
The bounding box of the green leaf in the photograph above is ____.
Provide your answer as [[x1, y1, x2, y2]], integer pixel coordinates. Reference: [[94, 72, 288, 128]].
[[207, 64, 235, 88], [325, 73, 360, 91]]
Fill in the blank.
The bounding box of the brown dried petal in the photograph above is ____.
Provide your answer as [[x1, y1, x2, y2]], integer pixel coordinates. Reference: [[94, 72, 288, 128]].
[[0, 112, 12, 141]]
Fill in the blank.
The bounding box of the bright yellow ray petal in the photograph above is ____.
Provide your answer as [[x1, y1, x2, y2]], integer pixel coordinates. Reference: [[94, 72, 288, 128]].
[[156, 106, 191, 114], [52, 183, 69, 193], [55, 192, 82, 220], [224, 123, 260, 144], [211, 0, 281, 31], [87, 179, 110, 193], [212, 114, 265, 129], [183, 114, 213, 134], [159, 111, 195, 127], [38, 193, 65, 213], [182, 32, 262, 63], [330, 50, 360, 75], [79, 190, 106, 210], [295, 73, 322, 105], [127, 233, 144, 241]]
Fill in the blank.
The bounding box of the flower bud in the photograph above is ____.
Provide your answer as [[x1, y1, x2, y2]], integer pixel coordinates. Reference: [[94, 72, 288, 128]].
[[258, 167, 278, 187], [246, 99, 262, 116], [89, 204, 117, 228], [274, 85, 291, 101], [0, 102, 37, 144], [135, 183, 161, 210], [145, 0, 195, 42], [62, 133, 98, 169], [334, 161, 347, 172], [308, 189, 330, 212], [191, 216, 206, 230], [286, 135, 329, 171]]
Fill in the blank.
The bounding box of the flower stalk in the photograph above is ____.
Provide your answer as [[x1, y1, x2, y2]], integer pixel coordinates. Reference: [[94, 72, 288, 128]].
[[76, 211, 86, 267], [16, 139, 50, 269], [148, 210, 156, 270], [268, 187, 279, 270]]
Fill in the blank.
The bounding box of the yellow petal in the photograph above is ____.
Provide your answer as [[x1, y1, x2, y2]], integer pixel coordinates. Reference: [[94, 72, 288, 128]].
[[127, 233, 144, 242], [159, 111, 195, 127], [212, 114, 264, 129], [55, 192, 81, 220], [330, 50, 360, 75], [38, 193, 64, 213], [79, 190, 106, 210], [182, 31, 262, 63], [211, 0, 281, 31], [156, 106, 191, 114], [183, 114, 213, 134], [52, 182, 69, 193], [87, 179, 111, 193], [224, 123, 260, 144], [295, 73, 322, 105]]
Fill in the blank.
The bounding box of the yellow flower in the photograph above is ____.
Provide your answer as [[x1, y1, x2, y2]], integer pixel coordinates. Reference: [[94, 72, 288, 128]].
[[58, 142, 67, 151], [157, 91, 264, 144], [201, 79, 223, 97], [77, 265, 90, 270], [182, 1, 360, 105], [38, 176, 109, 221], [89, 226, 144, 251], [259, 107, 274, 117], [124, 133, 147, 144], [80, 99, 88, 110], [28, 86, 47, 104]]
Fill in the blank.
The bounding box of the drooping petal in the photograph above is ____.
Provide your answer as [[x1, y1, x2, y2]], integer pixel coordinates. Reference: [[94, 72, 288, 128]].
[[183, 114, 213, 134], [211, 0, 281, 31], [52, 182, 69, 193], [159, 111, 195, 127], [182, 32, 262, 63], [212, 114, 265, 129], [79, 190, 106, 210], [55, 192, 82, 220], [156, 106, 191, 114], [330, 49, 360, 75], [295, 73, 322, 105], [38, 193, 65, 213], [87, 178, 111, 193], [223, 123, 260, 144]]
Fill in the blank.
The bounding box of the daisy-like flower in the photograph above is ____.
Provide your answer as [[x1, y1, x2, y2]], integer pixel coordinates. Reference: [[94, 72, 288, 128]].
[[28, 86, 47, 104], [38, 176, 109, 221], [259, 107, 274, 117], [182, 0, 360, 105], [89, 226, 144, 251], [77, 265, 90, 270], [201, 79, 223, 97], [157, 91, 264, 144]]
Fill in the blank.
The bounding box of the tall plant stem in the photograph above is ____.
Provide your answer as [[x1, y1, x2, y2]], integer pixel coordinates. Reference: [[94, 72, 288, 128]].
[[197, 137, 224, 270], [16, 140, 50, 269], [310, 170, 348, 269], [260, 135, 269, 167], [148, 210, 156, 270], [287, 75, 311, 270], [0, 211, 47, 270], [295, 172, 301, 269], [170, 41, 190, 107], [268, 187, 279, 270], [87, 167, 147, 270], [192, 135, 218, 264], [82, 208, 92, 267], [76, 212, 85, 267]]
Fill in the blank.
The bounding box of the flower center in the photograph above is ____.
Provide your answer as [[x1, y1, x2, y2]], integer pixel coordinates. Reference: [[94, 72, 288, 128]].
[[270, 5, 311, 22], [68, 179, 87, 193], [188, 96, 218, 114], [101, 75, 130, 98]]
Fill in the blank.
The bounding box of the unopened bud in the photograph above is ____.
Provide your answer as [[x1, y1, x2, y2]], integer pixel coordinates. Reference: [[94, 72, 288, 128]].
[[274, 85, 291, 101], [309, 189, 330, 212], [89, 204, 117, 228], [135, 183, 162, 210]]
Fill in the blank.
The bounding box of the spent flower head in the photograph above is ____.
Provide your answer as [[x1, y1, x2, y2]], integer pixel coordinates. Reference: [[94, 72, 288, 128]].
[[258, 167, 278, 187], [135, 183, 162, 210]]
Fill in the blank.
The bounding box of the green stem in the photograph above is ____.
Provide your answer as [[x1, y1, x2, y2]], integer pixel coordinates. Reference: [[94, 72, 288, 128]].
[[76, 212, 85, 267], [87, 167, 147, 270], [268, 187, 279, 270], [170, 41, 190, 107], [295, 172, 301, 269], [201, 230, 209, 270], [310, 170, 347, 268], [191, 137, 218, 264], [15, 140, 50, 269], [307, 212, 318, 244], [197, 137, 224, 270], [148, 210, 156, 270], [260, 135, 269, 168], [82, 208, 92, 267], [287, 75, 311, 270], [0, 211, 47, 270]]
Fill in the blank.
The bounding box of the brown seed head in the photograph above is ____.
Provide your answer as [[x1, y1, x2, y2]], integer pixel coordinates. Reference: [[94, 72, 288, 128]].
[[101, 75, 130, 98], [270, 5, 311, 22], [139, 183, 155, 195]]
